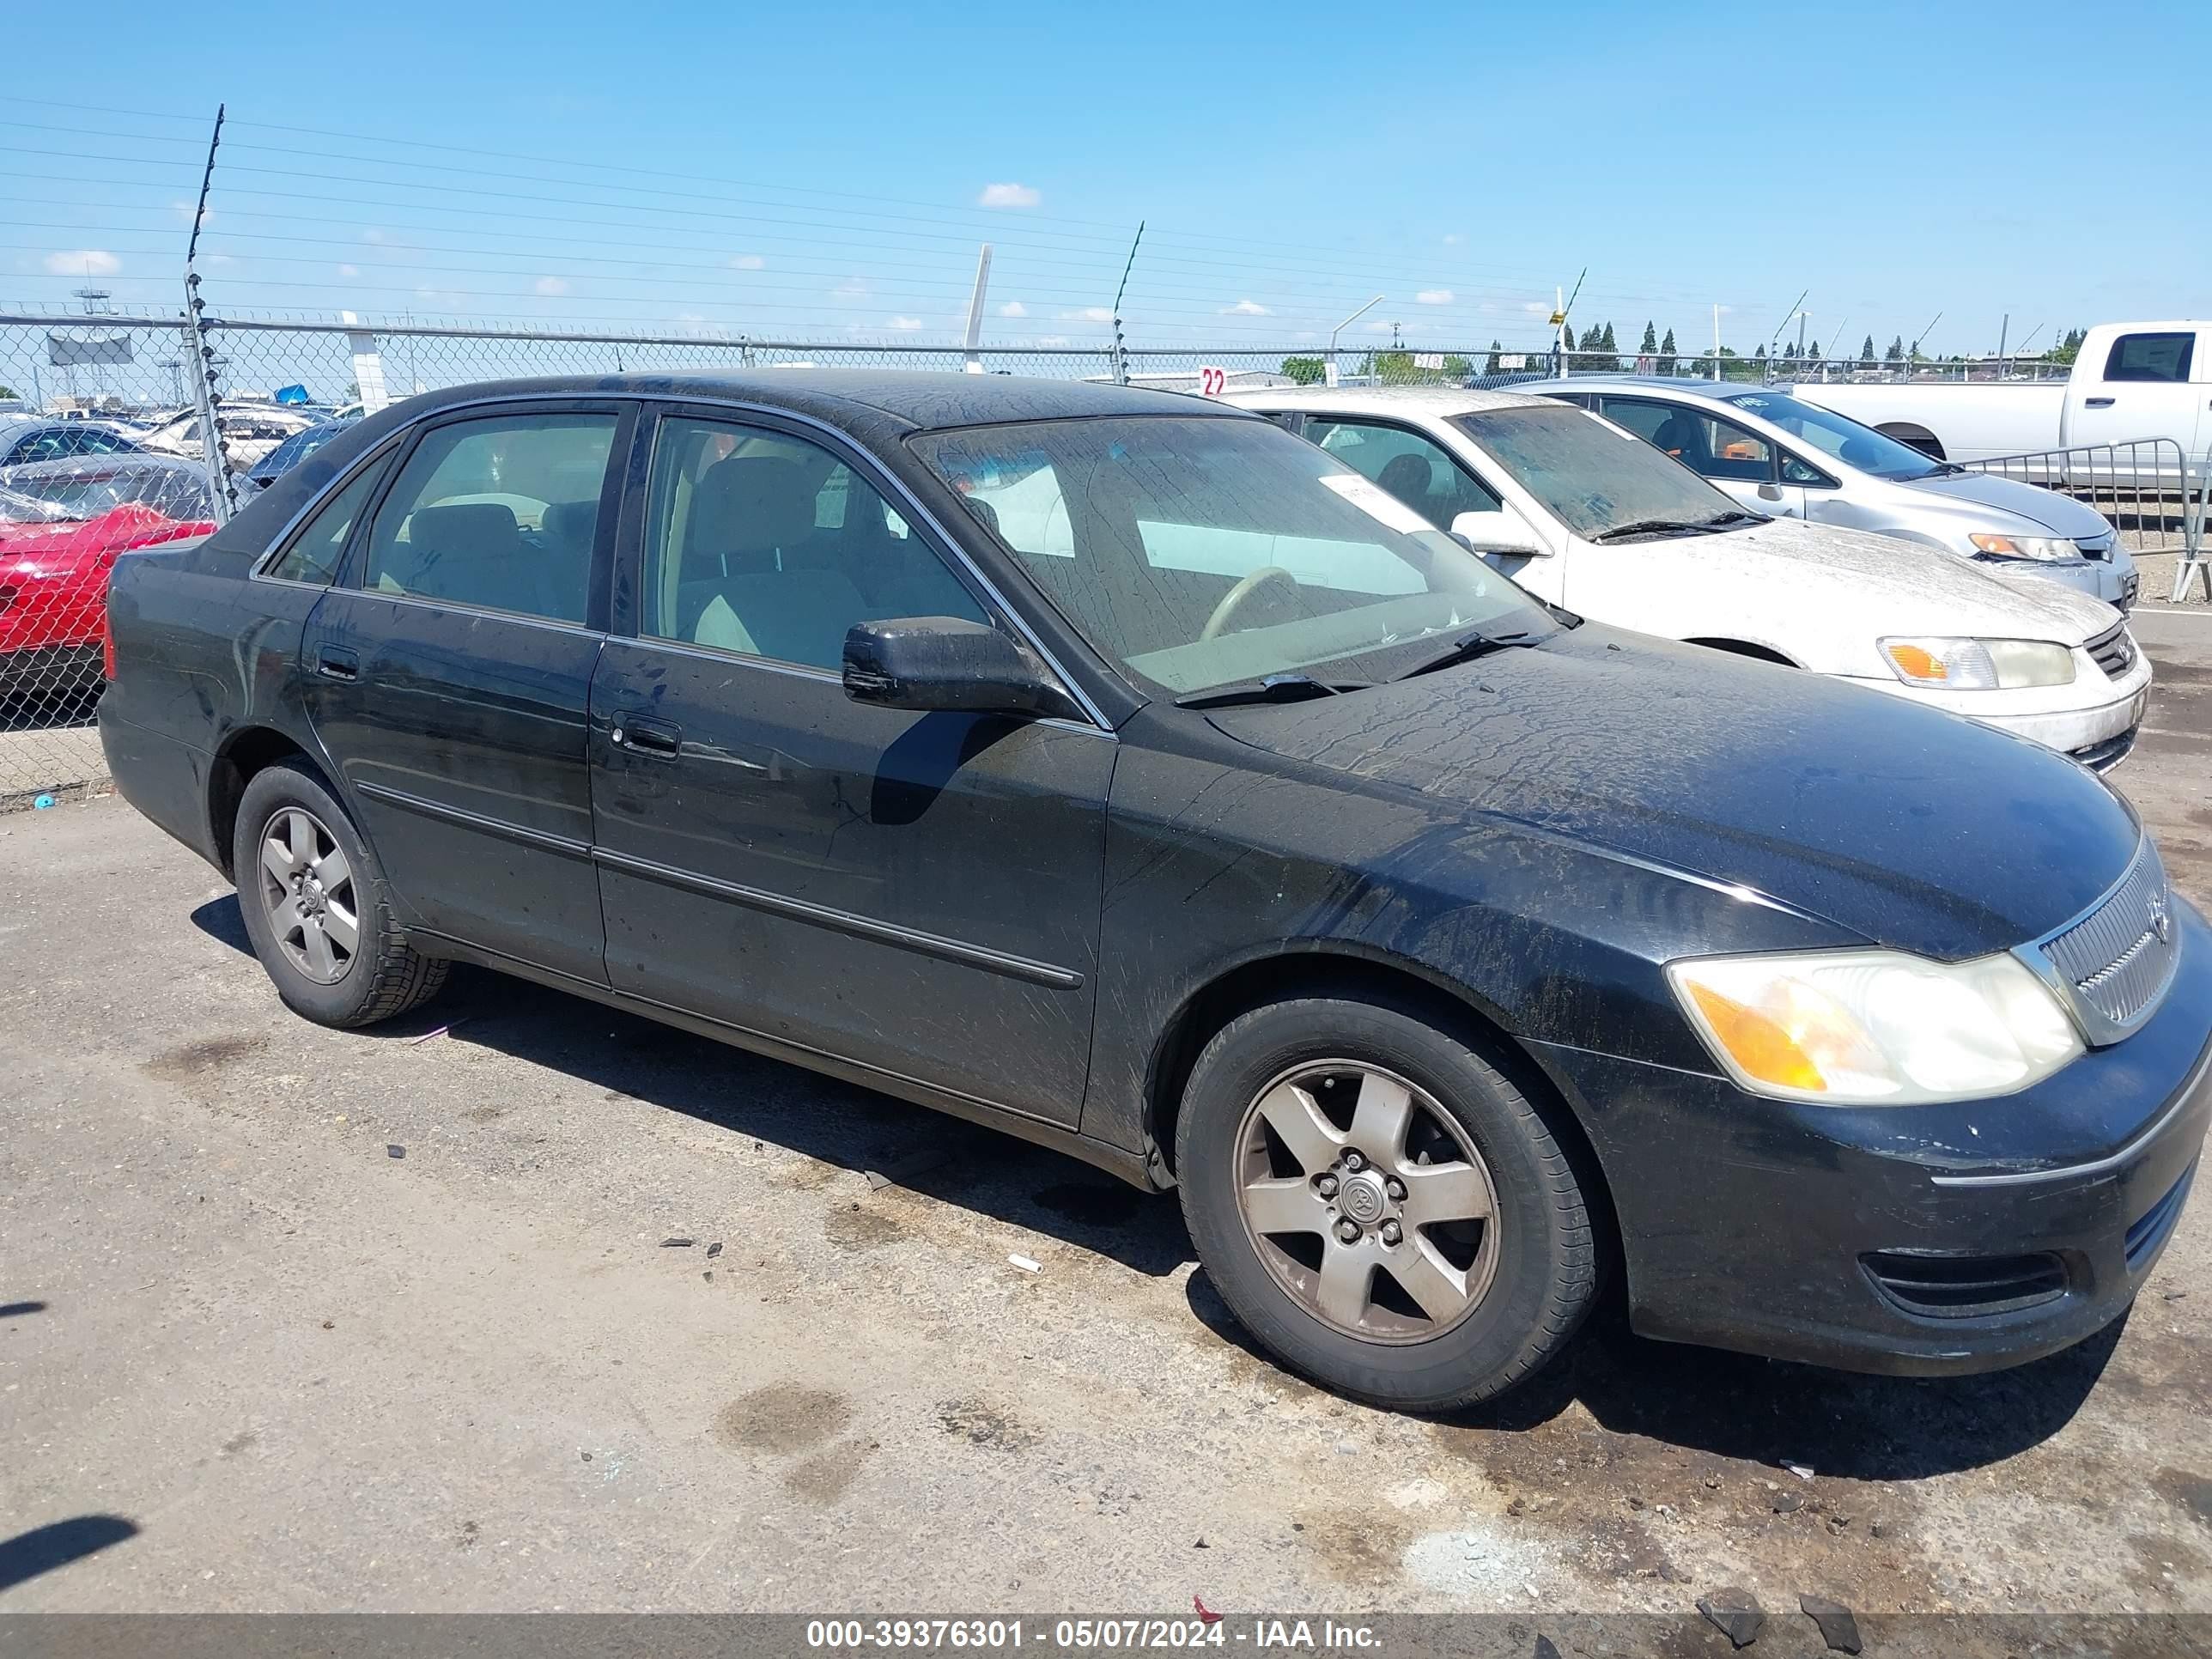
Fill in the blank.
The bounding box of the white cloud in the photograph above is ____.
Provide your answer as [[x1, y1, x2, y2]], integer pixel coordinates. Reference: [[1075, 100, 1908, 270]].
[[1035, 334, 1071, 346], [1415, 289, 1454, 306], [171, 199, 210, 227], [1522, 301, 1551, 315], [1059, 306, 1113, 322], [362, 228, 386, 244], [1364, 320, 1394, 334], [533, 276, 571, 296], [1442, 233, 1463, 246], [888, 315, 923, 331], [998, 301, 1028, 318], [1221, 299, 1270, 316], [338, 263, 361, 277], [978, 182, 1041, 210], [835, 277, 869, 297], [676, 311, 706, 324], [729, 254, 766, 270], [44, 249, 119, 276]]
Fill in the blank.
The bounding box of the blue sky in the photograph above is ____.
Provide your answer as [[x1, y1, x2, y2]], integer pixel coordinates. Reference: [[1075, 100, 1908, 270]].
[[5, 0, 2206, 357]]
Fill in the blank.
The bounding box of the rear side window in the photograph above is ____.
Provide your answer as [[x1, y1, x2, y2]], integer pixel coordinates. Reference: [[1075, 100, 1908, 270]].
[[359, 413, 617, 623], [2104, 332, 2194, 383], [267, 459, 386, 585]]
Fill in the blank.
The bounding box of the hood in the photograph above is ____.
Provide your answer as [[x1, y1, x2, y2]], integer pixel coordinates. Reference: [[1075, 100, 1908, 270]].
[[1206, 624, 2140, 960], [1717, 517, 2118, 642], [1893, 469, 2114, 538]]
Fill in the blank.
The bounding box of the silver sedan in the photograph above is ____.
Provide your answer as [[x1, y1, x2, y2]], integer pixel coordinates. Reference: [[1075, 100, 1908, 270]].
[[1521, 376, 2139, 610]]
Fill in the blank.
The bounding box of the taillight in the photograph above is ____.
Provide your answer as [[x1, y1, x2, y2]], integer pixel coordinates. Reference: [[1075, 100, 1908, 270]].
[[102, 587, 118, 680], [0, 582, 15, 613]]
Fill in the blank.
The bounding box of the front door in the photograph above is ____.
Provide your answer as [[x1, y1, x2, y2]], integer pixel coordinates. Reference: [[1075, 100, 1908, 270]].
[[2066, 329, 2205, 462], [587, 410, 1114, 1125], [302, 402, 629, 983]]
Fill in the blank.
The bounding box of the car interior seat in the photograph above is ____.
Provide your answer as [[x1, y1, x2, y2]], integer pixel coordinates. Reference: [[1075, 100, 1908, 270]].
[[681, 454, 866, 665]]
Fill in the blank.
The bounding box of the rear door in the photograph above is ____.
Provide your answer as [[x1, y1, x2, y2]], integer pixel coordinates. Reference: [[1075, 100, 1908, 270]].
[[586, 406, 1113, 1125], [2066, 329, 2204, 460], [301, 400, 631, 982]]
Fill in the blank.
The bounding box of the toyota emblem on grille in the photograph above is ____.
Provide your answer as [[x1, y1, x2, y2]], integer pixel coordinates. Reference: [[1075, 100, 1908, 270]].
[[2148, 890, 2172, 944]]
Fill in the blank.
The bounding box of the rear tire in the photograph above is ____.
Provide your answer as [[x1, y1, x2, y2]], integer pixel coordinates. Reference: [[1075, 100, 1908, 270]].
[[231, 761, 447, 1028], [1176, 994, 1596, 1411]]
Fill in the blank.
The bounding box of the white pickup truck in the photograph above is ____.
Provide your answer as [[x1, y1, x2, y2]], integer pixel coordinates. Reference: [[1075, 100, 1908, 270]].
[[1789, 320, 2211, 468]]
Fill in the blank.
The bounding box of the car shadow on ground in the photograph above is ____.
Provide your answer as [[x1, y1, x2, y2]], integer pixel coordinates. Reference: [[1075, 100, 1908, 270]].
[[190, 899, 1196, 1279], [191, 893, 2120, 1474], [0, 1516, 140, 1595], [1183, 1267, 2124, 1480]]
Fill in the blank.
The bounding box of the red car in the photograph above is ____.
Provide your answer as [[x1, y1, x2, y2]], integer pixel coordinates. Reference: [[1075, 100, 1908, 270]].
[[0, 479, 215, 696]]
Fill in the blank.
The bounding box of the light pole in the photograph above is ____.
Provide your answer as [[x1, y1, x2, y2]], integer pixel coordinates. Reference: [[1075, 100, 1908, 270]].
[[1328, 295, 1384, 387]]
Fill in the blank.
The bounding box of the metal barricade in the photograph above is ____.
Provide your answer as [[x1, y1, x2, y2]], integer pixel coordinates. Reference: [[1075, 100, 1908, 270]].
[[1961, 438, 2208, 603]]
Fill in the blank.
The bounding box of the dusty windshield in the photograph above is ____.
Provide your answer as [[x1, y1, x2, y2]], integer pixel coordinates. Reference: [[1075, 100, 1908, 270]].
[[1450, 404, 1751, 540], [910, 415, 1547, 695]]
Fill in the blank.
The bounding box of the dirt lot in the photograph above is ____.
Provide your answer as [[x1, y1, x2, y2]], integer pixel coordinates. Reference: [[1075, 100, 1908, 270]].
[[3, 611, 2209, 1620]]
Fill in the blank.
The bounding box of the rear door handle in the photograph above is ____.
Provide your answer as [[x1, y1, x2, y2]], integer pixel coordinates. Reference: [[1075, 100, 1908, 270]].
[[610, 714, 682, 758], [314, 646, 359, 682], [2085, 396, 2116, 408]]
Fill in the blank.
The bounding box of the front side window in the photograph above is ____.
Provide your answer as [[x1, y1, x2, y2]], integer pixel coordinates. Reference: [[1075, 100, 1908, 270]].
[[641, 416, 983, 671], [1452, 404, 1749, 541], [269, 458, 386, 585], [913, 415, 1546, 696], [2104, 332, 2195, 383], [360, 413, 617, 624], [1602, 398, 1772, 483], [1304, 418, 1504, 534]]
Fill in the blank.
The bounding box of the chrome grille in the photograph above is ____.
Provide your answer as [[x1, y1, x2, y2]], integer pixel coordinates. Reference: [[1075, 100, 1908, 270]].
[[2084, 623, 2137, 680], [2039, 841, 2180, 1039]]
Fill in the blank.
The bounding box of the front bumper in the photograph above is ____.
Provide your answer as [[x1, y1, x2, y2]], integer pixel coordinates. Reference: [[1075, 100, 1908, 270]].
[[1847, 654, 2152, 766], [1981, 555, 2138, 611], [1534, 896, 2212, 1376]]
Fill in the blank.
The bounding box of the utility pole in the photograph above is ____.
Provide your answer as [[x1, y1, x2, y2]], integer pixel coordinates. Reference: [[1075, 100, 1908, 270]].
[[961, 243, 993, 375], [182, 104, 237, 525], [1328, 295, 1383, 387], [1109, 222, 1143, 387]]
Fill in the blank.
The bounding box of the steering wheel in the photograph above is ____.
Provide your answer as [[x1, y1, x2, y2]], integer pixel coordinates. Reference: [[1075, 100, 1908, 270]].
[[1200, 565, 1300, 641]]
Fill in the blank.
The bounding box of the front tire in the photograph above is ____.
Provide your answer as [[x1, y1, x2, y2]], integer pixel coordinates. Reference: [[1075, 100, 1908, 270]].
[[1176, 994, 1597, 1411], [231, 761, 447, 1028]]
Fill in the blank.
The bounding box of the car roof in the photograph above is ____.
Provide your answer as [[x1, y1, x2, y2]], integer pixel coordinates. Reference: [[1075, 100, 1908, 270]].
[[0, 454, 205, 483], [397, 370, 1252, 432], [1221, 384, 1556, 416], [1508, 375, 1769, 403]]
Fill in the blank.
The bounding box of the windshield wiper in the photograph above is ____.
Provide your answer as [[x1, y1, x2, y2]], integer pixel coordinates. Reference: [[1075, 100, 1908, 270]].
[[1390, 629, 1543, 681], [1589, 513, 1754, 543], [1174, 673, 1373, 709]]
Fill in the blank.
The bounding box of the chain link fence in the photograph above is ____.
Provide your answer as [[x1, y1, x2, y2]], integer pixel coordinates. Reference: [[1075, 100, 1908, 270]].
[[0, 307, 2187, 804]]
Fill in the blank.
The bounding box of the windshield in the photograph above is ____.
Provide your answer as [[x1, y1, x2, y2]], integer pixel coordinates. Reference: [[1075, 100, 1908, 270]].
[[1720, 391, 1943, 480], [0, 486, 73, 524], [909, 415, 1549, 696], [1449, 405, 1747, 539]]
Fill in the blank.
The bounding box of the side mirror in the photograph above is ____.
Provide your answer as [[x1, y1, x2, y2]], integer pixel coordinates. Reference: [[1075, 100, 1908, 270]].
[[842, 617, 1083, 721], [1449, 508, 1549, 558]]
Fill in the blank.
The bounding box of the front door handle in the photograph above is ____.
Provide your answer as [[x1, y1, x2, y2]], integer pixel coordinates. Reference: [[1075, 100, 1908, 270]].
[[610, 714, 683, 758], [314, 646, 359, 682], [2085, 396, 2116, 408]]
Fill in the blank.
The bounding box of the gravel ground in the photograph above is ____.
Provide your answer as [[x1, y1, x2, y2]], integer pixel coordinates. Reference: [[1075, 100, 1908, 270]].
[[1, 611, 2209, 1620]]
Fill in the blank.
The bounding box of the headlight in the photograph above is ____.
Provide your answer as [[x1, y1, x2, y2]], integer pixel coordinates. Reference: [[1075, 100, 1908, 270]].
[[1666, 950, 2082, 1105], [1970, 532, 2076, 562], [1880, 636, 2075, 689]]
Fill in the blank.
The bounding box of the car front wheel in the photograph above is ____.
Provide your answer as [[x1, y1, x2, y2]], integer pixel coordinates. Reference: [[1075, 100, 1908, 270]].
[[231, 761, 447, 1028], [1176, 994, 1598, 1411]]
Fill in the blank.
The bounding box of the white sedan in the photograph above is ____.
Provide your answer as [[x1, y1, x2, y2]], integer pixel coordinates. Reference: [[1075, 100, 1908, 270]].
[[1226, 386, 2150, 769]]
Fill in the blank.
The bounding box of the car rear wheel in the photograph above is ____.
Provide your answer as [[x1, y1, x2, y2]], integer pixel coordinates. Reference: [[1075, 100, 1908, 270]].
[[231, 762, 447, 1027], [1176, 994, 1597, 1410]]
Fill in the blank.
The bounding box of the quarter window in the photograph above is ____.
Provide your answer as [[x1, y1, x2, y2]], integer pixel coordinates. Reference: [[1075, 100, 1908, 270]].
[[641, 416, 983, 671], [359, 413, 617, 624], [2103, 332, 2194, 383], [267, 458, 386, 585]]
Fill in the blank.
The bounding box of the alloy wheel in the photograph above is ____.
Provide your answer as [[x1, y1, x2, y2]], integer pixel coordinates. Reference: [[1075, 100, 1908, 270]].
[[255, 806, 361, 985], [1233, 1060, 1499, 1343]]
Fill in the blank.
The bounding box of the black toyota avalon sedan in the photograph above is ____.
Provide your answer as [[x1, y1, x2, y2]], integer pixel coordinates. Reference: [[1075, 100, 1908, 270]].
[[99, 372, 2209, 1410]]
